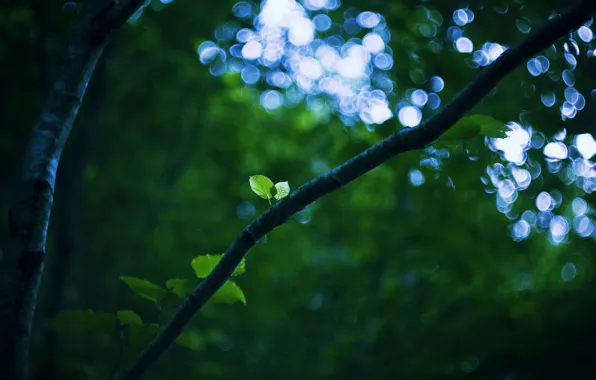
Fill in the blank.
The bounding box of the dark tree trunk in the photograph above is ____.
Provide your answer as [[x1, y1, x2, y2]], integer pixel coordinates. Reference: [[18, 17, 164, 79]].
[[33, 50, 109, 380], [0, 1, 144, 378]]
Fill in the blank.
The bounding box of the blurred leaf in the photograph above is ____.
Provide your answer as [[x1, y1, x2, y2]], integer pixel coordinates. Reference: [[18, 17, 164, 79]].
[[165, 278, 193, 298], [435, 117, 481, 143], [125, 323, 162, 348], [249, 175, 274, 200], [273, 181, 290, 200], [211, 280, 246, 305], [116, 310, 143, 326], [51, 309, 116, 334], [177, 329, 206, 351], [123, 322, 203, 352], [477, 115, 509, 138], [119, 276, 167, 304], [435, 114, 506, 144], [191, 254, 246, 279]]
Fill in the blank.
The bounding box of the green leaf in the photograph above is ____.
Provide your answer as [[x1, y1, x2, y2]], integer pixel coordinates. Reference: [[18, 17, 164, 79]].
[[117, 315, 203, 351], [177, 329, 205, 351], [191, 254, 246, 279], [124, 323, 162, 348], [124, 323, 204, 352], [119, 276, 167, 304], [165, 278, 192, 298], [211, 280, 246, 305], [116, 310, 143, 326], [249, 175, 275, 200], [434, 114, 507, 144], [191, 254, 221, 278], [50, 309, 116, 334], [273, 181, 290, 200], [476, 115, 509, 138], [435, 117, 481, 143]]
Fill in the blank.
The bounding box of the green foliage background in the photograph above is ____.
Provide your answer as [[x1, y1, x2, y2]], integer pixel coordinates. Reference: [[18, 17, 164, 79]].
[[1, 0, 596, 379]]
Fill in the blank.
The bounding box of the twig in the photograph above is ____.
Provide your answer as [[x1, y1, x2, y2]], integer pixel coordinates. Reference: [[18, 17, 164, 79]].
[[120, 1, 596, 379]]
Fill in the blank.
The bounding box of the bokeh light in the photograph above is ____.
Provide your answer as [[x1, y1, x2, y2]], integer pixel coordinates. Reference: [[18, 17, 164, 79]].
[[197, 0, 596, 244], [198, 0, 397, 125]]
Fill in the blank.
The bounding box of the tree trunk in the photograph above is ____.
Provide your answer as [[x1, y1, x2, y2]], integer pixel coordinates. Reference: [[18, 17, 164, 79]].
[[34, 50, 110, 380], [0, 1, 144, 378]]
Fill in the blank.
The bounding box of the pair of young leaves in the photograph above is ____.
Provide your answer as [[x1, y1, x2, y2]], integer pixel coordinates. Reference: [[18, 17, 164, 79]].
[[249, 175, 290, 204]]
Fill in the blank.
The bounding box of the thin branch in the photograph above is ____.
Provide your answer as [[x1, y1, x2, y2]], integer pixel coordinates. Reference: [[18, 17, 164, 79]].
[[121, 1, 596, 379], [0, 1, 144, 379]]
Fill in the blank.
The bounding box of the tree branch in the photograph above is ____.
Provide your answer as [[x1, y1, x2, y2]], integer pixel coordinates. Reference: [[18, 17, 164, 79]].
[[121, 1, 596, 379], [0, 1, 144, 379]]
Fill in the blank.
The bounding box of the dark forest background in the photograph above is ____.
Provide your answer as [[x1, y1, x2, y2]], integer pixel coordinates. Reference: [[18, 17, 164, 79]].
[[2, 0, 596, 379]]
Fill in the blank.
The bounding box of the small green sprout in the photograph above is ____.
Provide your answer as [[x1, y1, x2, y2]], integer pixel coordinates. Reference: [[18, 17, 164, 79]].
[[249, 175, 290, 205]]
